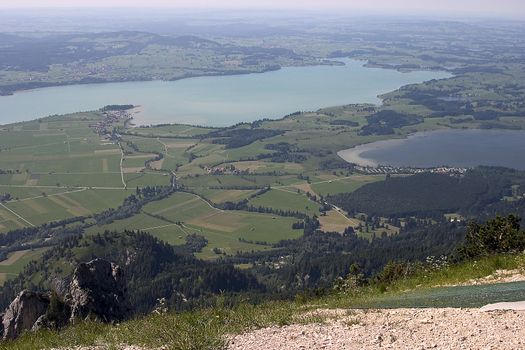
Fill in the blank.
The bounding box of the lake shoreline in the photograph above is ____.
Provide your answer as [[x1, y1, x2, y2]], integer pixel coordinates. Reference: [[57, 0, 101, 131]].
[[338, 129, 525, 171], [0, 59, 451, 127], [0, 59, 349, 98]]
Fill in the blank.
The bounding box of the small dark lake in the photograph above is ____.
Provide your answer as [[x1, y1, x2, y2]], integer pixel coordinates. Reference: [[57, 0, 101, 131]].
[[338, 129, 525, 170]]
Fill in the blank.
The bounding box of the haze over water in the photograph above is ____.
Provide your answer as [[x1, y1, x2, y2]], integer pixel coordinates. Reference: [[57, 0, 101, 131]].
[[0, 59, 450, 127]]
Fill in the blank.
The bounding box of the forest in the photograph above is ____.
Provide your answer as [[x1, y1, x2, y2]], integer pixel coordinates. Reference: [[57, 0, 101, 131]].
[[328, 167, 525, 217]]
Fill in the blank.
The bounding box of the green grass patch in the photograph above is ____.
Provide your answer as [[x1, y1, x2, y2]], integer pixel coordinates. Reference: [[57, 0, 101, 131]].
[[249, 189, 322, 216]]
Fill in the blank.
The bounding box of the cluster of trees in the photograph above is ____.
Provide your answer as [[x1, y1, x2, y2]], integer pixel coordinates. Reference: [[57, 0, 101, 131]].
[[0, 231, 264, 314], [400, 89, 519, 120], [217, 200, 308, 220], [238, 237, 270, 246], [262, 142, 308, 163], [94, 186, 174, 225], [359, 110, 422, 135], [183, 234, 208, 253], [206, 128, 285, 149], [328, 168, 525, 218], [459, 215, 525, 258], [233, 220, 465, 291], [144, 152, 164, 169], [329, 119, 359, 127], [101, 104, 134, 112], [358, 215, 525, 292]]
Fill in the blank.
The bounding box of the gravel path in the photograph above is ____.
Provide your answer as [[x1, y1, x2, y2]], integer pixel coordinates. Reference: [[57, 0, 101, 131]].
[[227, 308, 525, 350]]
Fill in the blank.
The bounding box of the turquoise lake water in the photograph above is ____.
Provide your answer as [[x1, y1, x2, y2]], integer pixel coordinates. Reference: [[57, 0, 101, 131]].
[[0, 59, 450, 127]]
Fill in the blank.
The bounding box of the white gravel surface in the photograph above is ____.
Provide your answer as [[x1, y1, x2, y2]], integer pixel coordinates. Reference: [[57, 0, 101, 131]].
[[227, 308, 525, 350], [481, 301, 525, 311]]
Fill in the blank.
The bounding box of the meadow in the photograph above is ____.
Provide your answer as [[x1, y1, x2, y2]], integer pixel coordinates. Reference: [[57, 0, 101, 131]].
[[85, 191, 303, 259], [0, 99, 474, 282], [0, 113, 133, 230]]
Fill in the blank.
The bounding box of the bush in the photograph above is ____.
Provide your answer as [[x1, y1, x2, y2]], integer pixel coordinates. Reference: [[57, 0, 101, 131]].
[[459, 215, 525, 258]]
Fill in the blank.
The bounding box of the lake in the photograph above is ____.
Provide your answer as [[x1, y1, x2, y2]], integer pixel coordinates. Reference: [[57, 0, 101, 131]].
[[338, 129, 525, 170], [0, 59, 450, 127]]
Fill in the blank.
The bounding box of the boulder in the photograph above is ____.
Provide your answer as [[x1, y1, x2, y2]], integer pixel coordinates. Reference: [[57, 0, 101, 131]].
[[2, 291, 49, 340], [67, 258, 131, 323]]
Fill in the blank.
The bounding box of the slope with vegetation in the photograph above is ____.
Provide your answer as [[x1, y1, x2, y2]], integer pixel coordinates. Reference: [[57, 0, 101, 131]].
[[2, 215, 525, 349]]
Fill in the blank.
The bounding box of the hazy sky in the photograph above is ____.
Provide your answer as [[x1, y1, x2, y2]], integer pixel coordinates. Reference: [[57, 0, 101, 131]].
[[1, 0, 524, 17]]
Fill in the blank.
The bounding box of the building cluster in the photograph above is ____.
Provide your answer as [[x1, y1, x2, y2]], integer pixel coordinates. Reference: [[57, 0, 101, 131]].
[[68, 62, 110, 77], [355, 165, 468, 177], [90, 110, 132, 139], [203, 166, 249, 175]]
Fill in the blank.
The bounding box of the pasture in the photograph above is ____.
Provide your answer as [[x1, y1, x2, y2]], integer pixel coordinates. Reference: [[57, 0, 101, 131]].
[[0, 112, 134, 231], [86, 191, 303, 259], [249, 188, 322, 216], [310, 174, 386, 196], [318, 209, 361, 233], [0, 248, 49, 285]]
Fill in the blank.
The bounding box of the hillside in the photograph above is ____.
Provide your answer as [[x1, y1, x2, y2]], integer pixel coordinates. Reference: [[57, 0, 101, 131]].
[[2, 215, 525, 349], [3, 253, 525, 349]]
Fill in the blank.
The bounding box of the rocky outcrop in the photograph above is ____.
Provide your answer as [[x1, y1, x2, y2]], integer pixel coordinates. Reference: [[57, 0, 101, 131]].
[[0, 259, 130, 340], [68, 259, 131, 322], [2, 291, 50, 340]]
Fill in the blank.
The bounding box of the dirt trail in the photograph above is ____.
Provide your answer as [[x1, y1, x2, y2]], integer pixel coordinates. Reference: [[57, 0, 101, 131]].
[[227, 308, 525, 350]]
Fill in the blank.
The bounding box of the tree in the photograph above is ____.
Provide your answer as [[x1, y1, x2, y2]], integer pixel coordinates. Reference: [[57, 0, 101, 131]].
[[459, 215, 525, 258]]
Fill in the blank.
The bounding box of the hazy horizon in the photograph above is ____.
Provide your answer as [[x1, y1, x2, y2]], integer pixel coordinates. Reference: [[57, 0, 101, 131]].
[[1, 0, 524, 19]]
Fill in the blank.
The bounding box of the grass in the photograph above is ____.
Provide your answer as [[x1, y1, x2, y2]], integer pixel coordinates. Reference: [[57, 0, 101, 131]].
[[5, 253, 525, 350], [249, 189, 322, 216], [321, 253, 525, 310], [0, 112, 136, 231], [310, 175, 385, 196], [318, 209, 361, 233], [1, 189, 132, 230], [0, 248, 49, 285], [4, 299, 311, 350], [86, 192, 303, 259]]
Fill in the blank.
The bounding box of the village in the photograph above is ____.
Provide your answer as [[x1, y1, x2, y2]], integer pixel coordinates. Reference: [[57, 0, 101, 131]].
[[354, 164, 469, 177], [90, 106, 135, 140]]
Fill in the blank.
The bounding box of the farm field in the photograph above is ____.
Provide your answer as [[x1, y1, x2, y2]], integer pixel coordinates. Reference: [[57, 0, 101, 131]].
[[310, 174, 386, 196], [1, 87, 500, 283], [85, 191, 303, 259], [318, 209, 361, 233], [1, 189, 132, 228], [0, 248, 49, 285], [0, 112, 138, 232], [0, 102, 434, 251], [249, 189, 322, 216]]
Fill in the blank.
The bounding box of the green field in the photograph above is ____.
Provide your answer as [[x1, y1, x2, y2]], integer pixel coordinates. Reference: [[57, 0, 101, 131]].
[[86, 191, 303, 259], [310, 175, 386, 196], [0, 248, 49, 285], [249, 189, 322, 216]]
